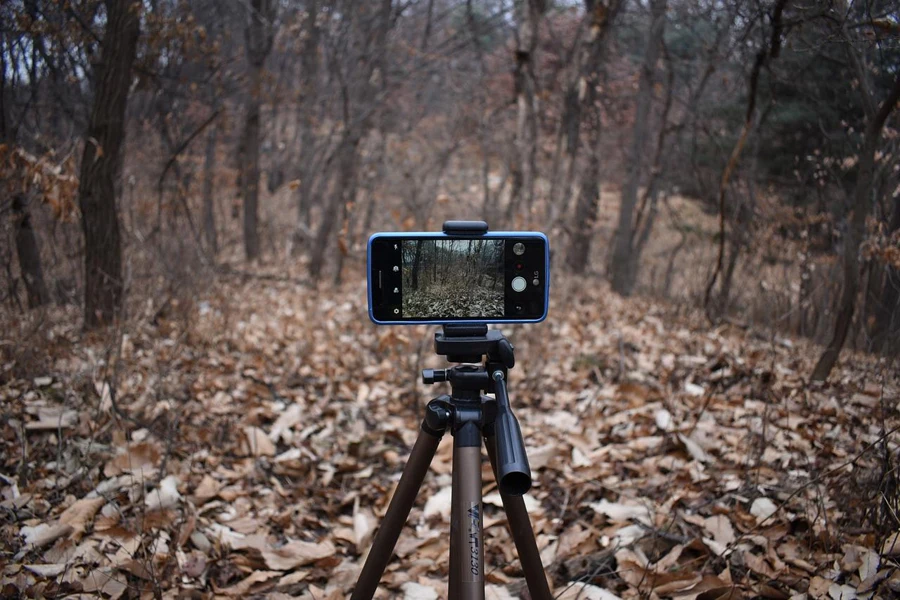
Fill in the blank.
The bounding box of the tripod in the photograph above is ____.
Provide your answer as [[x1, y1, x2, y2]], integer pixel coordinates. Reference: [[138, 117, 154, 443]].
[[351, 324, 553, 600]]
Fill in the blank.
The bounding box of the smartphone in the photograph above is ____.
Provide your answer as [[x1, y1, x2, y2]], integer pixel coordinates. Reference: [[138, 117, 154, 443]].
[[368, 231, 549, 324]]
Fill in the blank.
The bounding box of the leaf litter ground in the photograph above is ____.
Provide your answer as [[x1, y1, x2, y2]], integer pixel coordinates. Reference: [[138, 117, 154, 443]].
[[2, 275, 899, 599]]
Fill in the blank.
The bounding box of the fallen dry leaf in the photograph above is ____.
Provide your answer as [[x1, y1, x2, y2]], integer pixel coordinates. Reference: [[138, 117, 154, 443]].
[[556, 582, 622, 599], [80, 568, 128, 600], [145, 475, 182, 511], [58, 496, 105, 540], [20, 522, 74, 550], [218, 570, 281, 596], [243, 425, 276, 457], [263, 539, 337, 570]]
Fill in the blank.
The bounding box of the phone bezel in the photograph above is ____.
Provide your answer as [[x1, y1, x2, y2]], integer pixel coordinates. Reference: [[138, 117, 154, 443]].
[[367, 231, 550, 325]]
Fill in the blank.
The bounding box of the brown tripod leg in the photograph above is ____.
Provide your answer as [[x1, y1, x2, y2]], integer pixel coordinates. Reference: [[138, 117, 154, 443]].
[[484, 432, 553, 600], [351, 422, 443, 600], [450, 421, 484, 600]]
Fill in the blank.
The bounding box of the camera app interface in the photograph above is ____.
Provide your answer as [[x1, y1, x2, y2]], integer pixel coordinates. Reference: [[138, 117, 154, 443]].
[[402, 239, 505, 318]]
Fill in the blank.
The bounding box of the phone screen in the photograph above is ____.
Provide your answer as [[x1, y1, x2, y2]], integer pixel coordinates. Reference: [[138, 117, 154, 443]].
[[369, 233, 548, 324]]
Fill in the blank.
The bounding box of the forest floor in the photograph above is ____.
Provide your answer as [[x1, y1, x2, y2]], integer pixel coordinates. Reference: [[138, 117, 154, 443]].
[[1, 272, 899, 599]]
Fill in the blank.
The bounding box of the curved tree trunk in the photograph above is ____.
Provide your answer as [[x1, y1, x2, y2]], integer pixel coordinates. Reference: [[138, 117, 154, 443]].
[[871, 192, 900, 353], [78, 0, 140, 329], [811, 72, 900, 381]]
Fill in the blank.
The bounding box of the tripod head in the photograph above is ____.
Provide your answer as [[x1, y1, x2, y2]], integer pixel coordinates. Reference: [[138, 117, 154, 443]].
[[423, 324, 514, 383], [422, 324, 532, 496]]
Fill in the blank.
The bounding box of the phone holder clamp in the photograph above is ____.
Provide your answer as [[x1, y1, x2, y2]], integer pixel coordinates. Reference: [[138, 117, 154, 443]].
[[442, 220, 488, 235]]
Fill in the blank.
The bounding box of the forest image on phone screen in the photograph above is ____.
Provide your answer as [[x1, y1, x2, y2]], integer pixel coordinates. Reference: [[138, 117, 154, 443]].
[[402, 239, 504, 318]]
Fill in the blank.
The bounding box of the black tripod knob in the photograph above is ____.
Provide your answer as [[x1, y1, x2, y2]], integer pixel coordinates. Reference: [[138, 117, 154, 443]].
[[422, 369, 447, 384]]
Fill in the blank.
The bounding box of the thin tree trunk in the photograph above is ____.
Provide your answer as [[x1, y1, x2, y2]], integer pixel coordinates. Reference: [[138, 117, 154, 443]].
[[506, 0, 543, 224], [872, 192, 900, 353], [78, 0, 140, 328], [12, 194, 50, 308], [241, 0, 276, 261], [704, 0, 787, 315], [293, 0, 320, 252], [566, 143, 600, 273], [610, 0, 666, 295], [310, 134, 358, 280], [663, 233, 686, 297], [202, 121, 218, 256], [411, 240, 422, 290], [718, 202, 746, 312], [631, 43, 677, 275], [359, 133, 385, 238], [811, 72, 900, 381], [241, 65, 263, 261]]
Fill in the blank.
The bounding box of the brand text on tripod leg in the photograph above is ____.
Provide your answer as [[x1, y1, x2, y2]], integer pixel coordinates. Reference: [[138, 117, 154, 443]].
[[468, 503, 481, 576]]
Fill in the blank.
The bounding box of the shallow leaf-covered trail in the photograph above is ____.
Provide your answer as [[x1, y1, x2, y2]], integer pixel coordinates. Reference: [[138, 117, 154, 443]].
[[2, 276, 898, 599]]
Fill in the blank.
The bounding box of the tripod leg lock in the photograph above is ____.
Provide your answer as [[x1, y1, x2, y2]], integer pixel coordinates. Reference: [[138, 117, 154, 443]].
[[422, 396, 453, 436]]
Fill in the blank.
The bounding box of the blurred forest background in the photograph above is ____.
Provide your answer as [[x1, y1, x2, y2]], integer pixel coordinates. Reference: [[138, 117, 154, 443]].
[[2, 0, 899, 375], [3, 0, 900, 598]]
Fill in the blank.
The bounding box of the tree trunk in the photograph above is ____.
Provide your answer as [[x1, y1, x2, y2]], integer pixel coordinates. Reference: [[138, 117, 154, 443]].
[[12, 194, 50, 308], [718, 209, 744, 311], [241, 0, 276, 261], [78, 0, 140, 329], [309, 134, 359, 281], [566, 143, 600, 273], [293, 0, 320, 251], [506, 0, 543, 223], [202, 121, 218, 256], [411, 240, 422, 290], [562, 0, 620, 271], [811, 73, 900, 381], [871, 191, 900, 353], [548, 0, 621, 231], [308, 0, 390, 281], [704, 0, 788, 315], [241, 66, 262, 261], [609, 0, 666, 295]]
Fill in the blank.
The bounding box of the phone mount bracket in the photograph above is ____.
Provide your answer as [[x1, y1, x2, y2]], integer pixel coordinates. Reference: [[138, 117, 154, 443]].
[[442, 220, 488, 235]]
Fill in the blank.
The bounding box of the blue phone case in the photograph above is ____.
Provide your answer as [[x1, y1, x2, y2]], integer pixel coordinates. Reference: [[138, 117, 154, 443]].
[[367, 231, 550, 325]]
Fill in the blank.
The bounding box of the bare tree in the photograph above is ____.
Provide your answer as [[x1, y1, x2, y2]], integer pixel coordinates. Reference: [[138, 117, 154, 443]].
[[240, 0, 277, 261], [78, 0, 140, 328], [609, 0, 666, 296], [309, 0, 392, 282], [293, 0, 322, 249], [506, 0, 545, 222], [871, 191, 900, 353], [703, 0, 788, 316], [811, 70, 900, 380], [565, 0, 622, 274]]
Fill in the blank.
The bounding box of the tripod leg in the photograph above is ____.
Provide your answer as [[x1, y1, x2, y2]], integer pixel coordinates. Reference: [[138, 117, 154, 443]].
[[351, 422, 443, 600], [450, 421, 485, 600], [484, 433, 553, 600]]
